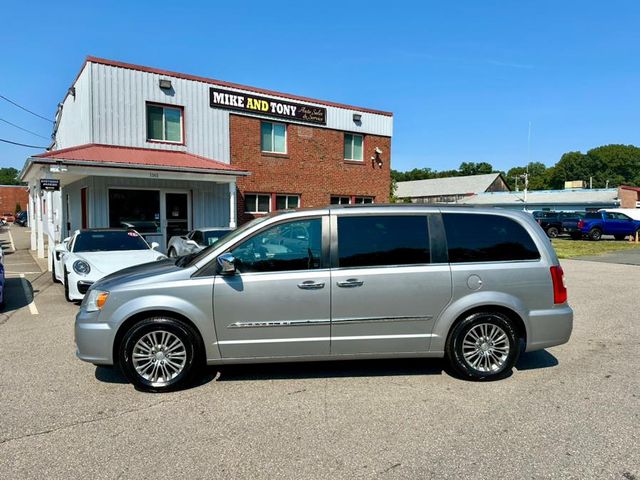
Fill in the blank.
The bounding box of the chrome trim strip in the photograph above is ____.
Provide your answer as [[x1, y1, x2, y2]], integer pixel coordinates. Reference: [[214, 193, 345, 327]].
[[227, 319, 331, 328], [227, 315, 433, 329], [217, 333, 435, 345], [332, 315, 433, 324]]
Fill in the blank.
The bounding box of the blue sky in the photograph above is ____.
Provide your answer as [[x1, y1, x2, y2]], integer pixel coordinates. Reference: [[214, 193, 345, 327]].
[[1, 0, 639, 173]]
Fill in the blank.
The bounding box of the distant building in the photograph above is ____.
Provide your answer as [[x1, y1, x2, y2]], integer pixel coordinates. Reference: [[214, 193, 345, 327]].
[[619, 186, 640, 208], [0, 185, 28, 215], [456, 188, 619, 211], [395, 173, 510, 204]]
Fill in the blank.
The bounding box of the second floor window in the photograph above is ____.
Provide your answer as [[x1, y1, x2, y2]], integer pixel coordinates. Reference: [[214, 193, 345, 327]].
[[147, 104, 183, 143], [261, 122, 287, 153], [344, 133, 363, 161]]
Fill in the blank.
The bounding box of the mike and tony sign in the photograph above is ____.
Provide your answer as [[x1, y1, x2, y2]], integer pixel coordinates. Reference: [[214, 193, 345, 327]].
[[209, 87, 327, 125]]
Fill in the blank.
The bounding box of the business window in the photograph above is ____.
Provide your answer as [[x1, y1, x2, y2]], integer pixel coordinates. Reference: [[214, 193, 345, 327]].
[[331, 196, 351, 205], [275, 195, 300, 210], [344, 133, 363, 161], [244, 194, 271, 213], [146, 104, 183, 143], [261, 122, 287, 153]]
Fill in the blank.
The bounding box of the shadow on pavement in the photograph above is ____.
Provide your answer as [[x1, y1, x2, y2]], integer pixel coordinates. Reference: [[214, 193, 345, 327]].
[[95, 366, 128, 384], [0, 277, 34, 313], [93, 352, 559, 389], [215, 357, 446, 382], [515, 349, 558, 371]]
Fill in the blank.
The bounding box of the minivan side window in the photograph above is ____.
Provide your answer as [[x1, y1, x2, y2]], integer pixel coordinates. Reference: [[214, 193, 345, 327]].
[[442, 213, 540, 263], [337, 215, 430, 268], [231, 218, 322, 273]]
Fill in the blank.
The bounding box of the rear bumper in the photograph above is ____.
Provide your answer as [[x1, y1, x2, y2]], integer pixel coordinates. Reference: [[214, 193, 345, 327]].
[[526, 305, 573, 352], [75, 309, 115, 365]]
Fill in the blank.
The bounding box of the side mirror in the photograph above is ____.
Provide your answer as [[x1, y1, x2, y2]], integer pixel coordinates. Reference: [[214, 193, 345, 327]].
[[217, 253, 236, 275], [151, 242, 160, 250], [186, 239, 199, 247], [54, 243, 67, 253]]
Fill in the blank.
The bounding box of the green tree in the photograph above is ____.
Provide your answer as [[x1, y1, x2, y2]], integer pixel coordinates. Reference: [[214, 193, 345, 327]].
[[0, 167, 21, 185], [459, 162, 494, 176]]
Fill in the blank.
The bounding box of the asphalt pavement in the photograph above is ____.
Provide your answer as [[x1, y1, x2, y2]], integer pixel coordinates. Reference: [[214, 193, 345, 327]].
[[0, 224, 638, 479]]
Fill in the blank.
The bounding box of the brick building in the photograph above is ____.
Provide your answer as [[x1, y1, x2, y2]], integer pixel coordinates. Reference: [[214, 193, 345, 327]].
[[0, 185, 28, 215], [20, 57, 393, 260], [619, 186, 640, 208]]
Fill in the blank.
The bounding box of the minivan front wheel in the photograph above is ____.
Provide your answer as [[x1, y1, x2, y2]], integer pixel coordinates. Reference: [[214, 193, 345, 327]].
[[119, 317, 201, 392], [446, 312, 520, 380]]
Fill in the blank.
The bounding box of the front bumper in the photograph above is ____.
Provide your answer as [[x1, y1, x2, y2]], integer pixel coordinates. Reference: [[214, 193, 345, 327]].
[[77, 281, 94, 295], [75, 308, 115, 365], [526, 305, 573, 352]]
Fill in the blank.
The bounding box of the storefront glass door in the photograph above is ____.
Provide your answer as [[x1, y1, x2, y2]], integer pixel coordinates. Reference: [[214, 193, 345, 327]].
[[164, 192, 190, 247]]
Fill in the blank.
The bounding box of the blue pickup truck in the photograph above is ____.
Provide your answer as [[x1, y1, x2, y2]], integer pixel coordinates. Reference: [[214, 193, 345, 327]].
[[573, 211, 640, 241]]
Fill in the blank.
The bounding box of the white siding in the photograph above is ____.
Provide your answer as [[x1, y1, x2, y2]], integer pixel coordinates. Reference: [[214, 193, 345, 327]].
[[55, 65, 92, 149]]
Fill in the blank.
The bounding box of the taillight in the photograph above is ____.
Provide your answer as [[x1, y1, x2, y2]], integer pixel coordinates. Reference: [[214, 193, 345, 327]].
[[577, 219, 584, 229], [550, 265, 567, 304]]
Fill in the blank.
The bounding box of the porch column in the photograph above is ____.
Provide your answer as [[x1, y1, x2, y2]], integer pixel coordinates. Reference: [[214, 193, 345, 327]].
[[228, 181, 237, 228], [29, 184, 37, 251], [36, 187, 45, 258]]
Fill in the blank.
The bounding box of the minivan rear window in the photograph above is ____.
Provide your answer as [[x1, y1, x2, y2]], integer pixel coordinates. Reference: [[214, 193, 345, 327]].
[[442, 213, 540, 263], [337, 215, 430, 268]]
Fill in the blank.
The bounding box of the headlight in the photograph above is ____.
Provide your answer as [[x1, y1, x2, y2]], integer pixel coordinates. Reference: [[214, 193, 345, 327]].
[[85, 289, 109, 312], [73, 260, 91, 275]]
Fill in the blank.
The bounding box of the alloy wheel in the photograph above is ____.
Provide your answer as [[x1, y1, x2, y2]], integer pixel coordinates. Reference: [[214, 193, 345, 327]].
[[461, 323, 510, 373], [131, 330, 187, 385]]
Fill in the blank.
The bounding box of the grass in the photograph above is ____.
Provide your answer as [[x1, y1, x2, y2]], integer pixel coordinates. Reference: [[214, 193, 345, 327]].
[[551, 238, 640, 259]]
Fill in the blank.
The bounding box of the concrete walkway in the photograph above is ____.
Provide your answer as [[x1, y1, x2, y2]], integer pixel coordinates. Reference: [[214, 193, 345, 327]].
[[0, 224, 51, 320]]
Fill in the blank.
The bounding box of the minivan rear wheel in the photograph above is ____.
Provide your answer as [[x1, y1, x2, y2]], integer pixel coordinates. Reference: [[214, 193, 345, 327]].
[[446, 312, 520, 380], [118, 317, 201, 393]]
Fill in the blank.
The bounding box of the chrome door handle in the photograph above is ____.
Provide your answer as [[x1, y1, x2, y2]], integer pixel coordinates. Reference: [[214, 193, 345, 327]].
[[297, 280, 325, 290], [337, 279, 364, 288]]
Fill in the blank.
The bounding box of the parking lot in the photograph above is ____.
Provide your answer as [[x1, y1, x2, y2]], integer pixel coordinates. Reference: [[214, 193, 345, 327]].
[[0, 224, 638, 479]]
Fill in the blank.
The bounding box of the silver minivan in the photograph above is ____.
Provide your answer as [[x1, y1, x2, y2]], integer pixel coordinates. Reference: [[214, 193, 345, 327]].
[[75, 205, 573, 392]]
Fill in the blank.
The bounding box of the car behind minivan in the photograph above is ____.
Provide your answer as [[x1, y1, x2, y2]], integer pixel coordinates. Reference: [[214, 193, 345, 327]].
[[75, 205, 573, 392]]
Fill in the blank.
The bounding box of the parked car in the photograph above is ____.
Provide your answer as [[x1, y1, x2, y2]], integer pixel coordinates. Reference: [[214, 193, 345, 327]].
[[598, 208, 640, 221], [167, 228, 233, 258], [75, 205, 573, 392], [14, 211, 28, 227], [575, 211, 640, 241], [533, 211, 585, 238], [1, 212, 15, 223], [0, 244, 4, 308], [53, 229, 167, 302]]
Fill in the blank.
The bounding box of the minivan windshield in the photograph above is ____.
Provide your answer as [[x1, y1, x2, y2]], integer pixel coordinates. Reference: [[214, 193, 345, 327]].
[[177, 216, 271, 268]]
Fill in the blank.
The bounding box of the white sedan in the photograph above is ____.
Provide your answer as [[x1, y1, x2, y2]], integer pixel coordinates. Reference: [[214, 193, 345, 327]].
[[167, 227, 233, 258], [52, 229, 166, 302]]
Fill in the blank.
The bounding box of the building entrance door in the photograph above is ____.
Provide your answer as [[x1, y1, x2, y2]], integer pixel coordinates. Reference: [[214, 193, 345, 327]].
[[164, 192, 190, 247]]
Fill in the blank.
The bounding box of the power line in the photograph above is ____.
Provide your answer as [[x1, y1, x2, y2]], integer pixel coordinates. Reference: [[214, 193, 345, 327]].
[[0, 117, 50, 140], [0, 94, 54, 123], [0, 137, 47, 149]]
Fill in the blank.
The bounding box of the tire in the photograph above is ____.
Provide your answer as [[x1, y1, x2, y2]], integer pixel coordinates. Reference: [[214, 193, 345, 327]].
[[63, 268, 72, 302], [588, 228, 602, 241], [51, 260, 60, 284], [168, 247, 177, 258], [546, 226, 559, 238], [446, 311, 520, 381], [118, 317, 202, 393], [614, 235, 627, 241]]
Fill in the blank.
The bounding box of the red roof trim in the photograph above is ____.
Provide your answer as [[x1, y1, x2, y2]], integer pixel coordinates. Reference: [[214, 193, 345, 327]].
[[33, 143, 247, 174], [620, 185, 640, 192], [82, 56, 393, 117]]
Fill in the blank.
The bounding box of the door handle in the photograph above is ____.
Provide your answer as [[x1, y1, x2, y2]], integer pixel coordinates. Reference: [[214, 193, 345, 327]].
[[337, 278, 364, 288], [297, 280, 325, 290]]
